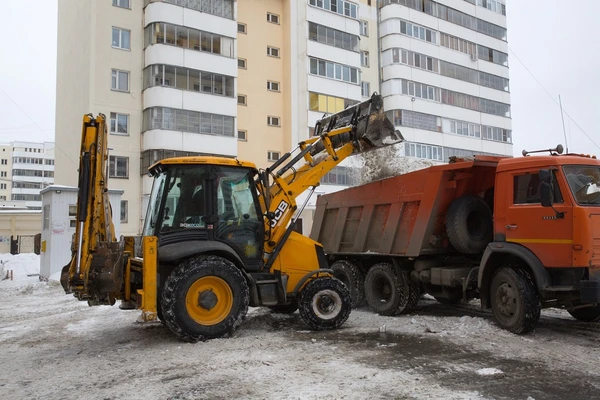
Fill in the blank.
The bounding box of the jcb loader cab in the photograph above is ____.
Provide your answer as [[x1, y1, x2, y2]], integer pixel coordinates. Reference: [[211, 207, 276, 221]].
[[61, 93, 403, 342]]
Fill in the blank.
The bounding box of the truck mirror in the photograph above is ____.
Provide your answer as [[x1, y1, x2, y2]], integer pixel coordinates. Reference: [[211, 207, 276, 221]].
[[539, 169, 553, 207]]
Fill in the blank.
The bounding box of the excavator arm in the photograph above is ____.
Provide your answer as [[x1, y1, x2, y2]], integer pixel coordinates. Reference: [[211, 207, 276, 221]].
[[60, 114, 126, 306], [259, 93, 403, 265]]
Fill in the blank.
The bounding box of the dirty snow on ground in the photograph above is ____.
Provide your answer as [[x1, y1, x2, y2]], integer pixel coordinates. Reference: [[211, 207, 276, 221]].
[[2, 254, 600, 400]]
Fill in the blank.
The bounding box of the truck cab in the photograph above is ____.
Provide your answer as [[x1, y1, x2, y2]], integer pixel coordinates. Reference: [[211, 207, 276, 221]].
[[482, 154, 600, 323]]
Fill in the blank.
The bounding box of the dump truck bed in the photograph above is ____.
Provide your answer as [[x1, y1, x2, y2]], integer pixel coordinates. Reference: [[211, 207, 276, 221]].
[[310, 156, 503, 258]]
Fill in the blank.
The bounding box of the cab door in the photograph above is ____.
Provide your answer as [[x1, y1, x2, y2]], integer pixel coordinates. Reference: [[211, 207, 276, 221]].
[[213, 166, 265, 271], [503, 169, 573, 267]]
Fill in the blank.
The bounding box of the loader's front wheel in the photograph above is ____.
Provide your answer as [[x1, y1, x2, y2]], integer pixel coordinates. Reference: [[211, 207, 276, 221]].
[[161, 256, 249, 342], [299, 277, 351, 330]]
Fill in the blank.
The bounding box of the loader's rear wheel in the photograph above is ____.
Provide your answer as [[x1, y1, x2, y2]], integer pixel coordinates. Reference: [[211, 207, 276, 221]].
[[365, 263, 416, 316], [161, 255, 249, 342], [299, 277, 351, 330], [268, 301, 299, 314], [331, 260, 365, 307]]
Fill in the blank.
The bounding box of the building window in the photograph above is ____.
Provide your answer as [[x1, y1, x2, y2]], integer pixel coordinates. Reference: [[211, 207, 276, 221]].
[[237, 23, 246, 34], [404, 142, 443, 161], [267, 81, 280, 92], [109, 156, 129, 178], [1, 159, 7, 165], [238, 95, 247, 105], [110, 112, 129, 135], [112, 0, 130, 8], [360, 20, 368, 36], [268, 151, 281, 162], [112, 27, 131, 50], [143, 107, 236, 137], [238, 58, 247, 69], [321, 166, 360, 186], [308, 22, 359, 52], [361, 51, 369, 67], [450, 119, 481, 138], [309, 92, 359, 114], [308, 0, 358, 19], [309, 57, 359, 84], [482, 126, 512, 143], [238, 130, 247, 141], [111, 69, 129, 92], [120, 200, 128, 222], [143, 65, 235, 97], [267, 46, 280, 57], [361, 81, 370, 97], [144, 22, 234, 58], [267, 12, 280, 24], [0, 171, 6, 177], [12, 194, 42, 201], [267, 116, 280, 127], [0, 184, 5, 189], [397, 79, 440, 102]]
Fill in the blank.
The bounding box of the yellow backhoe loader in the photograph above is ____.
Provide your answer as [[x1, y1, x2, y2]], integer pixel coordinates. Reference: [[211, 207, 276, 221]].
[[60, 93, 402, 342]]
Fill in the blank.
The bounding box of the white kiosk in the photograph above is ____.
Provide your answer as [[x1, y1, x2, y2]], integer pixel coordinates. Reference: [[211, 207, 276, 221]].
[[39, 185, 124, 280]]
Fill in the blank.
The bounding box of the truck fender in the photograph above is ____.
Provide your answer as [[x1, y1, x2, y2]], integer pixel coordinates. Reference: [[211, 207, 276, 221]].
[[158, 240, 244, 267], [478, 243, 551, 309]]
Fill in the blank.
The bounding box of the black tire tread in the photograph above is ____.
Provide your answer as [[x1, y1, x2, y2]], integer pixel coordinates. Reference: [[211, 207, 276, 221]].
[[364, 263, 409, 316], [298, 277, 351, 331], [161, 255, 249, 342], [446, 195, 492, 254], [331, 260, 365, 307], [490, 267, 540, 334]]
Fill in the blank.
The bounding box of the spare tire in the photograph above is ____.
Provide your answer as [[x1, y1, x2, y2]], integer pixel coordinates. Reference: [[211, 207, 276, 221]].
[[446, 195, 492, 254]]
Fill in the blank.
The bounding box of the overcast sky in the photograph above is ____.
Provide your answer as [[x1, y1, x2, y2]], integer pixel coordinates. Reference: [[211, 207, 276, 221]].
[[0, 0, 598, 156]]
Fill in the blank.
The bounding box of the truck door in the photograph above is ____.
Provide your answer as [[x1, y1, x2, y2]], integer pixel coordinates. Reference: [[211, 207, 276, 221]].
[[503, 169, 573, 267]]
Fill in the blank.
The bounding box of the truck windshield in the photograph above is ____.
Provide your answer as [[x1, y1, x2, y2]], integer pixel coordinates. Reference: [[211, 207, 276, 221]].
[[564, 165, 600, 205]]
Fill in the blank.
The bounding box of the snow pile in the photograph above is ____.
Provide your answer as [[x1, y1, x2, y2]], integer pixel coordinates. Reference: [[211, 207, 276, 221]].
[[0, 253, 57, 292], [358, 144, 436, 184]]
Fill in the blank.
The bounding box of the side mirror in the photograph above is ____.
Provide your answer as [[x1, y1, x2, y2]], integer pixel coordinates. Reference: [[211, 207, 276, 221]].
[[539, 169, 553, 207]]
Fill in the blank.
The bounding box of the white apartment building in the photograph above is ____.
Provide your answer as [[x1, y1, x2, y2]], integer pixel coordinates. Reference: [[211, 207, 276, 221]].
[[55, 0, 238, 235], [55, 0, 511, 236], [379, 0, 512, 159], [0, 141, 55, 209]]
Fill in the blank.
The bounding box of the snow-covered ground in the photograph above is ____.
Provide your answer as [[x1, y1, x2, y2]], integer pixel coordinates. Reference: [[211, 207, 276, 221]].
[[1, 254, 600, 400]]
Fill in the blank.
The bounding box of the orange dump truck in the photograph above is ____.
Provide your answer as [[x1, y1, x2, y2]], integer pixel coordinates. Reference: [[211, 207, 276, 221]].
[[311, 149, 600, 333]]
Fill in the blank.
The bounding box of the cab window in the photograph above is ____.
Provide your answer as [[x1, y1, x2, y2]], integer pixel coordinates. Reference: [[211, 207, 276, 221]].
[[513, 172, 563, 204]]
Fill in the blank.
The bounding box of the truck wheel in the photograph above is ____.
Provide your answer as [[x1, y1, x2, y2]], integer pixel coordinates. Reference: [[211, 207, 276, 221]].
[[365, 263, 411, 316], [331, 260, 365, 307], [446, 195, 492, 254], [568, 305, 600, 322], [298, 277, 351, 330], [161, 255, 249, 342], [490, 267, 540, 334], [268, 301, 299, 314]]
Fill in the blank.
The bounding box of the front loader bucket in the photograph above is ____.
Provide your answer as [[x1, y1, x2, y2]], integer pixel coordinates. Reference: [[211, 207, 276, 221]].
[[312, 93, 403, 154]]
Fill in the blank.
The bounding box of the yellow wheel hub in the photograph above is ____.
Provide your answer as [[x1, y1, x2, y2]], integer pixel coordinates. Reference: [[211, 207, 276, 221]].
[[185, 276, 233, 326]]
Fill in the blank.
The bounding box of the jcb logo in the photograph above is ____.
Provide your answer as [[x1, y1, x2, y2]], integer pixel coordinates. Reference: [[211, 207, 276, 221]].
[[270, 201, 289, 228]]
